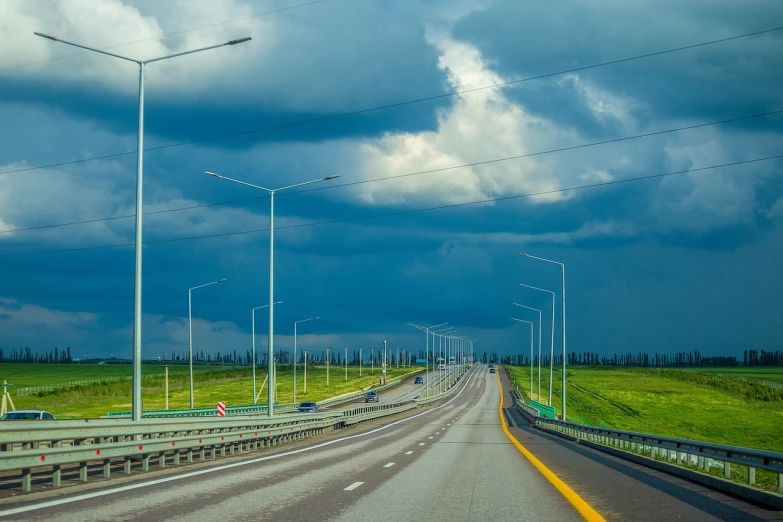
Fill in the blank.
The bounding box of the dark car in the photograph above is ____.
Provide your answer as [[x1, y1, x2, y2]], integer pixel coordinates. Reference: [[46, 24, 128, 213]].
[[414, 376, 424, 384], [296, 402, 318, 413], [0, 410, 55, 420], [365, 391, 379, 403], [489, 367, 496, 373]]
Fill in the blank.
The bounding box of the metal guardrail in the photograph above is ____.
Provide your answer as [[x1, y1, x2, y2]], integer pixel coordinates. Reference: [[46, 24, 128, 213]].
[[0, 367, 473, 493], [509, 389, 783, 493]]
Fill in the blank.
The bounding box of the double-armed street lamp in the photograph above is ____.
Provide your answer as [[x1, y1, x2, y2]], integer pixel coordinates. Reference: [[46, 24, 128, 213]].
[[206, 171, 340, 417], [188, 278, 227, 408], [36, 31, 252, 421]]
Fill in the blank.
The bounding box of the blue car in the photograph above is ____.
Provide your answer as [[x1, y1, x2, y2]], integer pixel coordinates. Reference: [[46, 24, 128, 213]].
[[414, 376, 424, 384], [297, 402, 318, 413], [365, 392, 379, 403]]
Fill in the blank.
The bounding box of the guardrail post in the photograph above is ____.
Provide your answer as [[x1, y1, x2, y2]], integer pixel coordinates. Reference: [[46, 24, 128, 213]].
[[53, 464, 61, 486], [748, 466, 755, 485], [159, 452, 166, 469], [723, 461, 731, 479], [79, 461, 88, 482], [124, 456, 132, 474], [187, 449, 193, 463], [103, 458, 111, 478], [210, 447, 216, 460], [174, 452, 181, 466], [21, 468, 31, 492], [142, 454, 150, 471]]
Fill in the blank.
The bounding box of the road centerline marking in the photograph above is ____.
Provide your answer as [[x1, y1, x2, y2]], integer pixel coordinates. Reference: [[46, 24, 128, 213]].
[[405, 451, 413, 455], [344, 482, 364, 491], [419, 443, 426, 446], [383, 462, 395, 468], [496, 371, 605, 522]]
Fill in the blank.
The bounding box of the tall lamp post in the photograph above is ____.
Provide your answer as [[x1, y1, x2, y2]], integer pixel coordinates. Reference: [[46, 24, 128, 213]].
[[252, 301, 283, 404], [521, 283, 556, 406], [514, 303, 542, 401], [510, 317, 534, 399], [344, 347, 349, 381], [36, 31, 251, 422], [521, 253, 567, 420], [302, 350, 309, 394], [206, 172, 339, 417], [188, 278, 227, 408], [293, 317, 318, 403], [325, 348, 331, 387]]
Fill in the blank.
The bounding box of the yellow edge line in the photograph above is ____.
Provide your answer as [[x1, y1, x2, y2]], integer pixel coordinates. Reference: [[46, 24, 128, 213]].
[[496, 371, 606, 522]]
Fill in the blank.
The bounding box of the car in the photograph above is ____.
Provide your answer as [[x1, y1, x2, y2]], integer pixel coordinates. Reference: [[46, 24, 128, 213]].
[[296, 402, 318, 413], [414, 376, 424, 384], [0, 410, 55, 421], [365, 391, 379, 403], [489, 368, 496, 373]]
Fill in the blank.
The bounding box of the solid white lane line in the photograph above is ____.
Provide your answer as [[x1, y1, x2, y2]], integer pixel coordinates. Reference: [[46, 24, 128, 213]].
[[405, 451, 413, 455], [344, 482, 364, 491], [383, 463, 395, 468], [0, 370, 481, 519]]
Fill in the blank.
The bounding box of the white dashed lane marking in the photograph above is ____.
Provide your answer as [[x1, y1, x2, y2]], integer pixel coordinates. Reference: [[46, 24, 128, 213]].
[[344, 482, 364, 491], [405, 451, 413, 455], [384, 463, 395, 468]]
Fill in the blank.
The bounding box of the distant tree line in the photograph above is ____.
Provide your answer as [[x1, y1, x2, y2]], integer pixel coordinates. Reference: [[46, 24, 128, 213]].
[[743, 350, 783, 366], [0, 347, 73, 363]]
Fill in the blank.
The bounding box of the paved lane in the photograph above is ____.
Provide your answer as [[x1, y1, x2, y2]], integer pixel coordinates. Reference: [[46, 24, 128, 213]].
[[499, 368, 783, 522], [2, 368, 583, 522]]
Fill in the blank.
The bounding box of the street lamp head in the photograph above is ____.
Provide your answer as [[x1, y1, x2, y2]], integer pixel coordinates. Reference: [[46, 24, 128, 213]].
[[205, 171, 222, 178], [228, 37, 252, 45], [324, 174, 341, 181], [217, 278, 227, 283], [34, 32, 58, 41]]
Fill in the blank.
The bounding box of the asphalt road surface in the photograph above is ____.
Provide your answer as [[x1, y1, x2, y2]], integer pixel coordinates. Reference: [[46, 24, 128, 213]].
[[2, 367, 780, 521]]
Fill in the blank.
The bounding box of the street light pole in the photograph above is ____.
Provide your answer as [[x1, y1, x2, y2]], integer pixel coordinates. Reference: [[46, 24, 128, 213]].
[[325, 348, 331, 387], [293, 317, 318, 403], [521, 283, 556, 406], [360, 347, 363, 376], [344, 347, 349, 381], [510, 317, 534, 399], [514, 303, 542, 401], [36, 32, 251, 422], [188, 278, 227, 408], [302, 350, 309, 394], [521, 253, 567, 420], [253, 301, 283, 404], [206, 172, 339, 417]]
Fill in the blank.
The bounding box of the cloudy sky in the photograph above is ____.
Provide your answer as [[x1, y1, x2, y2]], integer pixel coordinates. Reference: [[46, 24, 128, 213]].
[[1, 0, 781, 361]]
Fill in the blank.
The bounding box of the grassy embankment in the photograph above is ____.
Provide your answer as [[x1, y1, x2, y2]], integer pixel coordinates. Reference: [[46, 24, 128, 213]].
[[0, 363, 421, 418], [506, 365, 783, 452]]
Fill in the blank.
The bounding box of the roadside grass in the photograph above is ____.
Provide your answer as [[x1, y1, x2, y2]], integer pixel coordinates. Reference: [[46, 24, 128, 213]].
[[506, 365, 783, 453], [0, 363, 197, 387], [679, 366, 783, 385], [5, 364, 422, 418]]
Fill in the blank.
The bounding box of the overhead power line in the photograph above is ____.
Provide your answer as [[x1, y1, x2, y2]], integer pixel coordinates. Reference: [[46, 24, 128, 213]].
[[0, 0, 329, 74], [2, 109, 780, 236], [1, 25, 781, 178], [2, 154, 779, 258]]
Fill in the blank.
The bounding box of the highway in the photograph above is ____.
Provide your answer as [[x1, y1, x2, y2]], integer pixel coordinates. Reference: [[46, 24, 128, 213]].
[[2, 367, 780, 521]]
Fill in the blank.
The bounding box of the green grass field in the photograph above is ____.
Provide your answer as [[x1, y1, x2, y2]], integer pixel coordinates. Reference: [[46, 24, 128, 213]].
[[679, 366, 783, 385], [506, 365, 783, 453], [1, 363, 421, 418]]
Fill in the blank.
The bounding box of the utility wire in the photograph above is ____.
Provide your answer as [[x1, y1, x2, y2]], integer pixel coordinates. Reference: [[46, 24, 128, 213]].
[[0, 0, 329, 74], [2, 25, 780, 178], [2, 109, 780, 235], [2, 154, 779, 258]]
